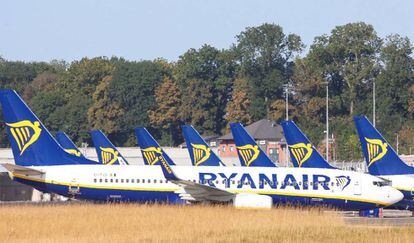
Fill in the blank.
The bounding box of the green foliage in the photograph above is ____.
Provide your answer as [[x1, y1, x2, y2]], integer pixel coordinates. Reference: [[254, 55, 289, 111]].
[[1, 22, 414, 161], [109, 60, 170, 145]]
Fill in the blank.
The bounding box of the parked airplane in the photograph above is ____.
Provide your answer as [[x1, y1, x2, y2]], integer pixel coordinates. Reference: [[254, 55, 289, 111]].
[[90, 130, 129, 165], [230, 123, 276, 167], [281, 120, 335, 169], [182, 125, 224, 166], [0, 90, 403, 209], [55, 131, 86, 159], [354, 115, 414, 210]]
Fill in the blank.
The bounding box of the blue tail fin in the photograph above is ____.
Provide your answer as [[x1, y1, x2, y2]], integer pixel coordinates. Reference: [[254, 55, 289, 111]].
[[90, 130, 129, 165], [135, 128, 176, 165], [55, 131, 86, 159], [0, 89, 97, 166], [353, 115, 414, 175], [281, 120, 335, 169], [182, 125, 224, 166], [229, 123, 276, 167]]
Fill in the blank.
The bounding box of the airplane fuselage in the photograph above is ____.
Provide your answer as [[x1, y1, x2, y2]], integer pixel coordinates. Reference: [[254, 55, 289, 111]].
[[9, 165, 402, 210]]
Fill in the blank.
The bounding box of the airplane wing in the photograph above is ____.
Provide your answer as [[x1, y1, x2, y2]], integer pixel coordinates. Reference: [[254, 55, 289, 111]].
[[158, 159, 234, 202], [1, 163, 44, 176], [173, 179, 234, 202]]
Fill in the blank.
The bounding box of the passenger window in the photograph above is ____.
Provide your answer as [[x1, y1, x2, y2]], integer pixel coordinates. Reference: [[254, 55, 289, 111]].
[[159, 180, 162, 184], [121, 179, 124, 183], [232, 180, 235, 185], [110, 179, 113, 183], [137, 179, 140, 183], [142, 179, 145, 184], [147, 179, 151, 183], [115, 179, 118, 183], [310, 182, 313, 186], [131, 179, 134, 183], [114, 173, 116, 177], [126, 179, 129, 183], [94, 178, 97, 183], [153, 179, 156, 183], [99, 179, 103, 183], [105, 179, 108, 183]]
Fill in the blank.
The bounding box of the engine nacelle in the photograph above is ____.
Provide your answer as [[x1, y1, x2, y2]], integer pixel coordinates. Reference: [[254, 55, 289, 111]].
[[233, 193, 272, 209]]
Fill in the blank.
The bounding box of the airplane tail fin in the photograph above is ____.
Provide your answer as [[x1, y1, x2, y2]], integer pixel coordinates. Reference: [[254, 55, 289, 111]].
[[55, 131, 86, 159], [135, 128, 176, 165], [90, 130, 129, 165], [281, 120, 335, 169], [229, 123, 276, 167], [0, 89, 96, 166], [181, 125, 224, 166], [353, 115, 414, 175]]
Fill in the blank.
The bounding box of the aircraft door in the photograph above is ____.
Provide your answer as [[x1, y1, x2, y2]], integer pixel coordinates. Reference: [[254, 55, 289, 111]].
[[68, 178, 80, 197]]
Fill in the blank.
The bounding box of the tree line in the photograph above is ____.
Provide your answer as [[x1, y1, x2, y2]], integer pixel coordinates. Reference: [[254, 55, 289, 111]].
[[1, 22, 413, 160]]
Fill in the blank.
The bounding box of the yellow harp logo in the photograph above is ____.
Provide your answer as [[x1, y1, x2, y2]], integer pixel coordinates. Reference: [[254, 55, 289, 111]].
[[65, 149, 81, 157], [288, 143, 313, 167], [100, 147, 119, 165], [7, 120, 42, 155], [191, 143, 211, 166], [365, 137, 388, 166], [142, 147, 162, 165], [236, 144, 260, 166]]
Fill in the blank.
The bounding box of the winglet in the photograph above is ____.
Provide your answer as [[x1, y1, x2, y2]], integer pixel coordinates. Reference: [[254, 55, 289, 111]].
[[158, 153, 179, 181]]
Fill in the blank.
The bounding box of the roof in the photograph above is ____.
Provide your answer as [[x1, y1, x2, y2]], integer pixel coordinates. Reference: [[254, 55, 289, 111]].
[[179, 135, 220, 148], [220, 119, 285, 141]]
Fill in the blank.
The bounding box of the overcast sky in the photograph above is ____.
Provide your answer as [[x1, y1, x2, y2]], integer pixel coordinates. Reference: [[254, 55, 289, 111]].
[[1, 0, 413, 62]]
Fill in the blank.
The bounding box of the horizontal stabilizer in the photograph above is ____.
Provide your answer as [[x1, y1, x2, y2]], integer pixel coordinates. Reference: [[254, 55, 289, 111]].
[[1, 163, 44, 176]]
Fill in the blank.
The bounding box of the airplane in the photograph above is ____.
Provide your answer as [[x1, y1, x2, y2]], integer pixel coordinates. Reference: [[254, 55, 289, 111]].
[[354, 115, 414, 210], [55, 131, 86, 159], [281, 120, 335, 169], [0, 89, 403, 210], [90, 130, 129, 165], [229, 123, 276, 167], [181, 125, 224, 166]]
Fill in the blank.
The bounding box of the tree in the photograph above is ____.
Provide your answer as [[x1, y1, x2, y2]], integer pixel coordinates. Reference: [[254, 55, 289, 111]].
[[175, 45, 236, 134], [87, 75, 125, 134], [110, 60, 171, 145], [307, 22, 382, 115], [225, 77, 252, 125], [148, 76, 182, 145], [234, 23, 303, 119]]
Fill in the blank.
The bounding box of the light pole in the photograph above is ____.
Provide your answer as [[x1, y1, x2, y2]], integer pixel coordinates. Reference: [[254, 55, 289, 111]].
[[396, 133, 399, 155], [325, 82, 329, 163], [373, 81, 376, 127], [285, 85, 289, 167]]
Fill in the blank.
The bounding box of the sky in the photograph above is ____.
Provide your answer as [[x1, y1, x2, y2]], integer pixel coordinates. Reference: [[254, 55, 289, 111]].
[[1, 0, 413, 62]]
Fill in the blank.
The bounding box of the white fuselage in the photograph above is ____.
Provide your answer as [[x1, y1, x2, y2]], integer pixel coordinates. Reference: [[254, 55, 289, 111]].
[[9, 165, 403, 210]]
